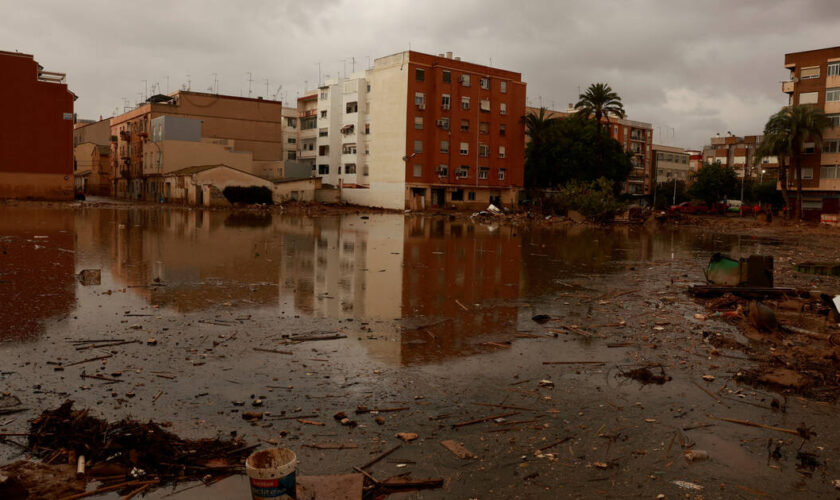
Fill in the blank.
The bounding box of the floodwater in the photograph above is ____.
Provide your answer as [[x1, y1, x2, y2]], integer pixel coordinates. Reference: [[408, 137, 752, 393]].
[[1, 205, 838, 499]]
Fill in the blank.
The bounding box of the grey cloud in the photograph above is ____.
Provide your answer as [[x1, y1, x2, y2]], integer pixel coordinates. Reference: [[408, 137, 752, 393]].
[[2, 0, 839, 147]]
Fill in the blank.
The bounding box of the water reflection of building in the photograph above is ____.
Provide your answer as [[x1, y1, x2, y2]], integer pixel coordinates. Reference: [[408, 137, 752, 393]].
[[0, 208, 76, 339], [395, 217, 522, 365]]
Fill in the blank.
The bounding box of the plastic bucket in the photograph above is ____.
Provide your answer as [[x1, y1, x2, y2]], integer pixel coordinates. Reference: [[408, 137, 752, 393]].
[[245, 448, 297, 500]]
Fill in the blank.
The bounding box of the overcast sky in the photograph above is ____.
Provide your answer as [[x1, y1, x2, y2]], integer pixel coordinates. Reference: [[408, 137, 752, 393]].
[[3, 0, 838, 148]]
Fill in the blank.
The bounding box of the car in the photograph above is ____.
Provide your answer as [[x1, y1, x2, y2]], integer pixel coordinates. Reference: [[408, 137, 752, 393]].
[[669, 201, 708, 214]]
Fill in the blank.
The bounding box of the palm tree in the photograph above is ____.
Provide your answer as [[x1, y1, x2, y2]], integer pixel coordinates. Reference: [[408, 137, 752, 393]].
[[575, 83, 626, 136], [575, 83, 626, 176], [761, 105, 830, 219], [521, 107, 559, 194], [522, 107, 559, 148]]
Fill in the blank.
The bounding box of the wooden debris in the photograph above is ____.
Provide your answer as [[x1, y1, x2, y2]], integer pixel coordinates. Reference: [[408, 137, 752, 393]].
[[360, 444, 402, 470], [452, 412, 519, 429], [440, 440, 476, 459]]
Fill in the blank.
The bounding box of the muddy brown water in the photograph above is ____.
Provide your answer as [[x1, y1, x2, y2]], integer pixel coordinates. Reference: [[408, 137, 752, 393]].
[[2, 204, 840, 499]]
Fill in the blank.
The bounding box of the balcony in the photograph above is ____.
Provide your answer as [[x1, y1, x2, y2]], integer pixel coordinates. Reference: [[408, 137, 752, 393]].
[[782, 81, 795, 94]]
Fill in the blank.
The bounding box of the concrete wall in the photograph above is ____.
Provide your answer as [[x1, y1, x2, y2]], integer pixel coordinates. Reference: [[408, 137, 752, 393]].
[[151, 115, 202, 142], [74, 119, 111, 146], [366, 53, 409, 209], [285, 160, 313, 179], [273, 178, 322, 202], [143, 140, 253, 176], [165, 166, 274, 206]]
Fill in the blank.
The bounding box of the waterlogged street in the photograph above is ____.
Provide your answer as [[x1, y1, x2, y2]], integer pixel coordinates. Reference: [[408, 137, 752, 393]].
[[2, 203, 840, 498]]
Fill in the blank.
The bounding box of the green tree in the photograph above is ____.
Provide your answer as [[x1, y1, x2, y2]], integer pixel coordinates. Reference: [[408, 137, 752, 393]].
[[754, 131, 790, 213], [760, 105, 831, 219], [575, 83, 626, 177], [653, 180, 689, 209], [688, 161, 738, 205]]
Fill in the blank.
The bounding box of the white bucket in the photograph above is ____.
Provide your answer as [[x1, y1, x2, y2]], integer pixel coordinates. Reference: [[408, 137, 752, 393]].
[[245, 448, 297, 500]]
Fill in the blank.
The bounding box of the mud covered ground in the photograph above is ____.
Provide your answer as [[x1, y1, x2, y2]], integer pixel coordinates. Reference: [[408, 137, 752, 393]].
[[2, 203, 840, 499]]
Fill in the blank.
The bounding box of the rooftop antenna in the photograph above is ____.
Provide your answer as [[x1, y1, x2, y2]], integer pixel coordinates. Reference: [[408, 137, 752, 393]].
[[187, 74, 191, 91], [247, 72, 253, 97], [265, 78, 269, 98], [142, 80, 147, 100], [165, 75, 169, 93], [317, 62, 321, 87], [212, 73, 218, 94], [351, 56, 355, 73]]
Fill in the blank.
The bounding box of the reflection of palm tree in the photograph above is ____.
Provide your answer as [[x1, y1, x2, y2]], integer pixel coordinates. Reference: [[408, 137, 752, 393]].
[[760, 105, 830, 219], [755, 129, 790, 214]]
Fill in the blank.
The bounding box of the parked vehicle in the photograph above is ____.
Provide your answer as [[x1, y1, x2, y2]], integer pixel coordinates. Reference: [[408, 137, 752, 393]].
[[669, 201, 726, 215]]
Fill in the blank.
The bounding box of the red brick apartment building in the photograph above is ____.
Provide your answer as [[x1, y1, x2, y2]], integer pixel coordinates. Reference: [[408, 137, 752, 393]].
[[782, 46, 840, 217], [366, 51, 526, 210], [0, 50, 75, 200]]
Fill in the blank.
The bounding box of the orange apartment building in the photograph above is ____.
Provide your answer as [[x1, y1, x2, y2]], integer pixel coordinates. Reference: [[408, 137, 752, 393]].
[[403, 51, 526, 209], [109, 91, 285, 200], [0, 50, 76, 200], [524, 106, 654, 196], [357, 51, 525, 210], [782, 46, 840, 217]]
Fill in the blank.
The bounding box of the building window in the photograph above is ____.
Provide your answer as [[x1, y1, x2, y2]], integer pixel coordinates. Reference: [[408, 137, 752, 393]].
[[286, 117, 297, 127], [437, 117, 450, 130], [367, 84, 371, 92], [829, 62, 840, 78], [346, 101, 358, 113], [479, 144, 489, 157], [827, 88, 840, 102], [500, 81, 507, 93], [803, 198, 823, 210], [803, 142, 816, 154], [415, 116, 423, 130], [460, 74, 470, 87], [822, 165, 839, 179], [288, 137, 297, 144], [478, 167, 489, 179], [499, 146, 506, 158], [415, 92, 425, 108], [459, 142, 469, 155], [442, 71, 451, 83], [342, 144, 357, 154], [824, 139, 840, 153], [365, 123, 370, 134], [319, 145, 329, 155], [500, 103, 507, 115], [438, 164, 448, 176], [801, 66, 820, 80], [461, 97, 470, 110], [456, 166, 469, 178], [802, 167, 813, 179], [301, 117, 317, 130], [479, 122, 489, 134], [441, 94, 451, 110], [499, 123, 507, 136], [498, 168, 506, 180], [363, 164, 369, 176], [460, 119, 469, 132], [413, 164, 422, 177], [318, 164, 329, 174], [319, 128, 328, 137], [287, 151, 297, 160], [468, 191, 476, 201], [414, 140, 423, 153], [800, 92, 819, 104], [451, 189, 464, 201], [320, 90, 328, 100], [479, 99, 490, 112], [480, 77, 490, 90], [440, 140, 449, 153], [345, 163, 357, 174], [416, 68, 425, 81], [320, 110, 328, 118]]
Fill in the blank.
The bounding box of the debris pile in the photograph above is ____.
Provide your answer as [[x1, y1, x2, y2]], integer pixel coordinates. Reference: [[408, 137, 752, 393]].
[[1, 401, 253, 499]]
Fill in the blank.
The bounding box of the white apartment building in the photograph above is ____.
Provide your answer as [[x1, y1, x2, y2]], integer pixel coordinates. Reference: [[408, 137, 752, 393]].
[[297, 92, 318, 172], [316, 74, 371, 188]]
